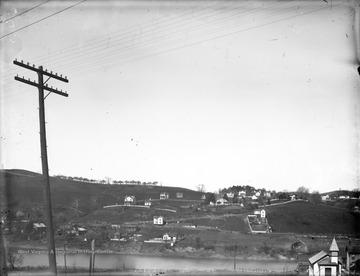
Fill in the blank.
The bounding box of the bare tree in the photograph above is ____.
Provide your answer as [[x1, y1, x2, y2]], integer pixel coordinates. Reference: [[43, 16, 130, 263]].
[[7, 248, 23, 270], [297, 186, 310, 200], [72, 198, 80, 217], [196, 184, 206, 193]]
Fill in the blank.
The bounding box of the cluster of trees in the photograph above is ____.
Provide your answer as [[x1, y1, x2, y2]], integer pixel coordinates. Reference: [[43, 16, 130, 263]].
[[53, 174, 159, 186], [112, 180, 159, 186]]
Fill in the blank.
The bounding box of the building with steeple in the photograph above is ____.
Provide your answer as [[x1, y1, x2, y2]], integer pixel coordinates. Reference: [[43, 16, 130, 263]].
[[308, 238, 342, 276]]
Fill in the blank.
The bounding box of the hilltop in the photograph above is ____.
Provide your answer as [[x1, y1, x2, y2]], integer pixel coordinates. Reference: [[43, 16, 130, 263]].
[[1, 169, 204, 209]]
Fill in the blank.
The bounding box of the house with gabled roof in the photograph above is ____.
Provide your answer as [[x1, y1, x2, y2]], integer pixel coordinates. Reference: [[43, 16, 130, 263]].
[[160, 192, 169, 200], [124, 195, 136, 206], [33, 222, 46, 234], [216, 198, 228, 205], [153, 216, 165, 226], [308, 238, 342, 276]]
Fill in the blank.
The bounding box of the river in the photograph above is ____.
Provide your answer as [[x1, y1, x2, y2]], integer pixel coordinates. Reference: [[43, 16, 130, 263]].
[[15, 251, 297, 273]]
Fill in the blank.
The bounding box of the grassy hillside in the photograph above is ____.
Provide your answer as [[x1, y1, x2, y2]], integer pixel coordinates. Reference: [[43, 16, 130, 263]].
[[0, 169, 204, 212], [266, 201, 360, 235]]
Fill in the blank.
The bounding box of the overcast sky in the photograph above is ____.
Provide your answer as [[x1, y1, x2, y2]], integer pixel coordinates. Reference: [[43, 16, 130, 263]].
[[1, 0, 359, 193]]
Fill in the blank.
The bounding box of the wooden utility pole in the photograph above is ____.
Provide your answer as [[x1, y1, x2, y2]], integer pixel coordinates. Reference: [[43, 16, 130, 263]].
[[63, 243, 67, 274], [13, 59, 69, 275], [0, 173, 8, 276], [233, 242, 237, 271], [89, 239, 95, 274]]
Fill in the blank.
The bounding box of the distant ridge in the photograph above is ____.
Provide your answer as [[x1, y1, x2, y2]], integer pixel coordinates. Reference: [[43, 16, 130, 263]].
[[0, 169, 205, 208]]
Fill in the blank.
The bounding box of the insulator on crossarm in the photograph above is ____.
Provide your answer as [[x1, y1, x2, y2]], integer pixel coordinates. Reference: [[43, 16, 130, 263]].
[[15, 58, 17, 61], [27, 62, 29, 65], [60, 74, 62, 77], [33, 64, 35, 67], [21, 60, 23, 63]]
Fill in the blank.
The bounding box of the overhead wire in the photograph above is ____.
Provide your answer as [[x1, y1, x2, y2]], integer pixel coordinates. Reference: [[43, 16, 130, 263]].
[[70, 2, 331, 79], [0, 0, 87, 39], [72, 3, 332, 79], [3, 1, 331, 96], [1, 1, 320, 96], [64, 1, 316, 78], [1, 0, 241, 95], [6, 0, 276, 80], [0, 0, 51, 24], [2, 0, 326, 82], [30, 0, 244, 73], [1, 0, 224, 82], [64, 0, 283, 77]]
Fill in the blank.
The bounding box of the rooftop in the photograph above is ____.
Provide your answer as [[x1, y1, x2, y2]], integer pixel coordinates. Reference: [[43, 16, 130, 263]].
[[309, 251, 328, 265], [329, 238, 339, 252]]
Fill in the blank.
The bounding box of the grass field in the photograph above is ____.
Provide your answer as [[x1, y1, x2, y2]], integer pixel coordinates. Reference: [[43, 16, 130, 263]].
[[266, 201, 360, 235]]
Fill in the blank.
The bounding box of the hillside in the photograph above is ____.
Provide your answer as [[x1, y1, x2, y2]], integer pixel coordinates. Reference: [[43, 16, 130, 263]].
[[0, 169, 205, 212], [266, 201, 360, 235]]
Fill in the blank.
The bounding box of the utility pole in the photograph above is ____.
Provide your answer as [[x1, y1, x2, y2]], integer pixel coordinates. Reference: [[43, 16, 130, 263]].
[[13, 59, 69, 275], [233, 242, 237, 271]]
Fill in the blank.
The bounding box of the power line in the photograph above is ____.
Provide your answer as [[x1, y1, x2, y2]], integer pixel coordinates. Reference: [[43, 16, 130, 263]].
[[0, 0, 51, 24], [2, 1, 324, 94], [0, 0, 213, 82], [0, 0, 87, 39], [2, 2, 332, 95], [0, 0, 234, 82], [61, 1, 308, 77], [70, 3, 330, 79], [1, 0, 224, 81]]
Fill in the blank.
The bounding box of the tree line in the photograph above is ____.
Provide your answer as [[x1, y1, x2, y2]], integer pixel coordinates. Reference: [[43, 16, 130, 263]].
[[53, 174, 158, 186]]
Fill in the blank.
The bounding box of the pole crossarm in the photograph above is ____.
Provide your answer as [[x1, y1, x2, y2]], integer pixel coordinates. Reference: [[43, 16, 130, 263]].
[[13, 59, 69, 83], [14, 76, 68, 97]]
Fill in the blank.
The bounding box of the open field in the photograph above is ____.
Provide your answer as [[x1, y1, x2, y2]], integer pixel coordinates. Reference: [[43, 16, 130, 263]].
[[266, 201, 360, 235]]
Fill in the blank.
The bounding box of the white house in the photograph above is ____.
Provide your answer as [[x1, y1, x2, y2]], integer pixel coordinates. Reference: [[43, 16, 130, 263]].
[[238, 190, 246, 198], [145, 200, 152, 206], [153, 216, 165, 225], [322, 195, 330, 202], [124, 195, 136, 205], [308, 238, 342, 276], [255, 191, 261, 197], [254, 209, 266, 218], [251, 195, 258, 200], [226, 192, 234, 198], [177, 192, 183, 198], [160, 192, 169, 200], [290, 195, 296, 201], [33, 223, 46, 234], [264, 192, 271, 198], [163, 233, 176, 242], [216, 198, 228, 205]]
